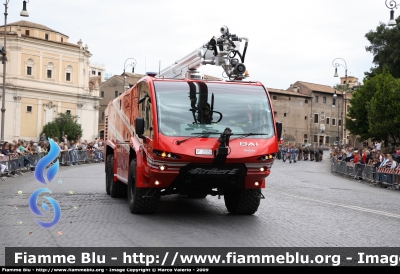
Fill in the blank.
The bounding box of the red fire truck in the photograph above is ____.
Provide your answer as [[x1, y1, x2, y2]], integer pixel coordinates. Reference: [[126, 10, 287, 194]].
[[104, 26, 282, 214]]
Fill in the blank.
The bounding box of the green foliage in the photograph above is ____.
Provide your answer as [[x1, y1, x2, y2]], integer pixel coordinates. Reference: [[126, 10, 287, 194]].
[[347, 70, 400, 146], [365, 18, 400, 79], [41, 122, 61, 140], [366, 70, 400, 146], [346, 72, 383, 141], [41, 113, 83, 141]]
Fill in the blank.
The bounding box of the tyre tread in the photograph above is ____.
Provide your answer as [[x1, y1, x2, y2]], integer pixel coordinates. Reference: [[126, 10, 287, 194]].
[[224, 189, 261, 215], [128, 159, 159, 214]]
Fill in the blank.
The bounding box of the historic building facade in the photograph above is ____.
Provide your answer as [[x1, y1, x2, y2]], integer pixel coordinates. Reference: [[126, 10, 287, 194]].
[[268, 79, 357, 147], [0, 20, 104, 142]]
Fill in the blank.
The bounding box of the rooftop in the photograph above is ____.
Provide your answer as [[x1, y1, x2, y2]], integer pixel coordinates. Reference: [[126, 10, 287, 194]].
[[293, 81, 337, 94], [267, 87, 311, 97], [0, 20, 68, 37]]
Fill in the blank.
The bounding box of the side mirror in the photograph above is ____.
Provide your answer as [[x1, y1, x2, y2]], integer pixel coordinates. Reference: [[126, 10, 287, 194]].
[[276, 121, 282, 141], [135, 117, 145, 136]]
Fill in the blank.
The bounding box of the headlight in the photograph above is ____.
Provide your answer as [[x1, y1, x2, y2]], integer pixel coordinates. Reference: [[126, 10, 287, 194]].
[[153, 149, 181, 159], [257, 154, 275, 161]]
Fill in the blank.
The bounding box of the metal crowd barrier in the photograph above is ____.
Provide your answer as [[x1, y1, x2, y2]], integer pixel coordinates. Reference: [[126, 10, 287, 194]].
[[0, 154, 36, 181], [330, 158, 400, 190], [0, 149, 105, 180], [57, 149, 104, 166]]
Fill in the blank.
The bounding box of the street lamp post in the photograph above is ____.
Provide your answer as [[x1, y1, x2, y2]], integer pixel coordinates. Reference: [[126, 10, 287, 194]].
[[1, 0, 29, 143], [123, 58, 136, 93], [332, 91, 340, 144], [332, 58, 347, 147], [386, 0, 400, 26]]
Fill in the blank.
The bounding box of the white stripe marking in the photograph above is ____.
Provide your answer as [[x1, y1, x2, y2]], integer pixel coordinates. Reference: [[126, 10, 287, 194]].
[[280, 193, 400, 219]]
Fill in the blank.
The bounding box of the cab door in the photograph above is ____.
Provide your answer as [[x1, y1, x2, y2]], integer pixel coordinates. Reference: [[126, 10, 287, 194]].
[[138, 81, 155, 177]]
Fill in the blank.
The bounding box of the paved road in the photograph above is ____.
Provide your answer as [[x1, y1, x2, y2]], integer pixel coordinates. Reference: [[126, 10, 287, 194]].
[[1, 154, 399, 265]]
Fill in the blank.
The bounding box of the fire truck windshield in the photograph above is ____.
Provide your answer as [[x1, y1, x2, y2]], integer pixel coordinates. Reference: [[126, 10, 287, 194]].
[[154, 81, 275, 138]]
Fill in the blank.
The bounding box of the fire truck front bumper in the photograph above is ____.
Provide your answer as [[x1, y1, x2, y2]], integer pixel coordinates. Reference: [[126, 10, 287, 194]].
[[142, 163, 271, 190]]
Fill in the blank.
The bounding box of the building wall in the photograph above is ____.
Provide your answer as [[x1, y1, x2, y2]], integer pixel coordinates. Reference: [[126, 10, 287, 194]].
[[98, 76, 124, 136], [270, 87, 349, 147], [20, 97, 38, 138], [270, 92, 310, 144], [309, 91, 343, 145], [89, 63, 106, 82], [0, 22, 101, 142]]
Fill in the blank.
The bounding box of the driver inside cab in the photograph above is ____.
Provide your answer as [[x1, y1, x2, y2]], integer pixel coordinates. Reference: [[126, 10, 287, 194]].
[[201, 103, 213, 124]]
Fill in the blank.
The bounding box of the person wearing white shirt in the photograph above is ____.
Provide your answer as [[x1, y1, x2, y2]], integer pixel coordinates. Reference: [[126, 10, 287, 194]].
[[0, 153, 9, 173], [375, 141, 382, 152]]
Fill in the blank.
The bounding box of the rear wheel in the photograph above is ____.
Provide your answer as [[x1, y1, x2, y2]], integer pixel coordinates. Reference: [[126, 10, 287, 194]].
[[224, 189, 261, 215], [128, 159, 160, 214], [106, 155, 113, 195], [108, 155, 127, 198]]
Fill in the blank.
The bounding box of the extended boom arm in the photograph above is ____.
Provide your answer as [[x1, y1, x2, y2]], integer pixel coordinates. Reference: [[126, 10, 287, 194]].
[[159, 26, 249, 81]]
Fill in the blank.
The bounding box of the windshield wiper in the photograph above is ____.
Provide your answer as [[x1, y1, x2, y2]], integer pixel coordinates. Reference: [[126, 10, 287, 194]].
[[230, 133, 269, 142], [176, 131, 221, 145]]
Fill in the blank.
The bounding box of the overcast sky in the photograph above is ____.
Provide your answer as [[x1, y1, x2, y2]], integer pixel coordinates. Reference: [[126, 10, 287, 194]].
[[4, 0, 393, 89]]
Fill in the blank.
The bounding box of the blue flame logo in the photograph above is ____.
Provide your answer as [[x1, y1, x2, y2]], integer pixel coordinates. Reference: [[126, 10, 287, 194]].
[[29, 138, 62, 228], [29, 188, 61, 228]]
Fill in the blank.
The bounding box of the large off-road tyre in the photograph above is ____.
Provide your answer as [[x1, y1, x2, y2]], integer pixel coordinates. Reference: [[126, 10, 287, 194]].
[[128, 159, 160, 214], [108, 155, 127, 198], [106, 155, 113, 195], [224, 189, 261, 215]]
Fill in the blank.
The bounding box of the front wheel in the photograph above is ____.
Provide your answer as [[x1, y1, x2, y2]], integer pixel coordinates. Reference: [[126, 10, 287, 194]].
[[128, 159, 160, 214], [224, 189, 261, 215]]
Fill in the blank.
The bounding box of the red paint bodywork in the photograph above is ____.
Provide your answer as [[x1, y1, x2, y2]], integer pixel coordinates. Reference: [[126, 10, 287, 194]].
[[104, 76, 278, 191]]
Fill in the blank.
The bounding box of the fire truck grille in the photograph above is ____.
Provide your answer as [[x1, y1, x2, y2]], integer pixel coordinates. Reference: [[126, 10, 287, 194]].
[[171, 163, 247, 190]]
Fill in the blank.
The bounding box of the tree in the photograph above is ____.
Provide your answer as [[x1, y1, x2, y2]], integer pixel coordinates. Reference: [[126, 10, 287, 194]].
[[366, 71, 400, 147], [346, 70, 400, 147], [41, 121, 61, 140], [41, 113, 83, 141], [346, 73, 380, 141], [364, 17, 400, 79]]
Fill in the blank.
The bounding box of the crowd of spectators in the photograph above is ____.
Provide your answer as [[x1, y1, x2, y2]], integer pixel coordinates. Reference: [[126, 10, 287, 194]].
[[0, 133, 104, 175], [330, 141, 400, 187], [52, 134, 104, 166]]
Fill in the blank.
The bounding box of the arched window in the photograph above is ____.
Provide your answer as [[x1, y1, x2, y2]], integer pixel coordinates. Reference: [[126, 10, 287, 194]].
[[46, 62, 55, 79], [65, 65, 73, 82], [25, 58, 35, 77]]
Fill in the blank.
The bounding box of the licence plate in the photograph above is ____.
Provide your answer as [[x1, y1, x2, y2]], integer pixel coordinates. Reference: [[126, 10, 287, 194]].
[[195, 149, 213, 155]]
